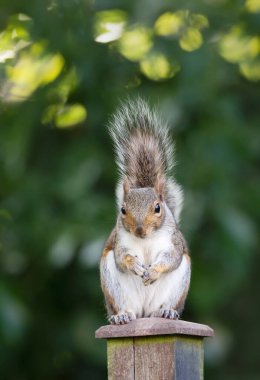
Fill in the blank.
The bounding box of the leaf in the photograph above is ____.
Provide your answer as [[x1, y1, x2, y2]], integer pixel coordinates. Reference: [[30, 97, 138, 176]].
[[54, 104, 87, 128]]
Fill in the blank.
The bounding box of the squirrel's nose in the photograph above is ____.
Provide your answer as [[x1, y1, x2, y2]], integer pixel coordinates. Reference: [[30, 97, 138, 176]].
[[135, 224, 144, 237]]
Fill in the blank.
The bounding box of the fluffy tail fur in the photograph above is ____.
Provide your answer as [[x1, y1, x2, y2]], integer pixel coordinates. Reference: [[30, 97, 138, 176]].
[[109, 98, 183, 222]]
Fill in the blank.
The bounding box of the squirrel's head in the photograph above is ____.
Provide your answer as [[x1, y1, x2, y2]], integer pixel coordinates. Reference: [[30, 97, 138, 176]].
[[120, 177, 165, 238]]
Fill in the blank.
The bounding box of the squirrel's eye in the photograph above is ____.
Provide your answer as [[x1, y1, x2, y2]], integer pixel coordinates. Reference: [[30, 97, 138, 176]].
[[121, 207, 126, 215], [154, 203, 160, 214]]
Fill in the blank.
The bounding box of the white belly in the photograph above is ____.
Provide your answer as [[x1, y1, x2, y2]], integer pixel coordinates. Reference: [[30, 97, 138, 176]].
[[105, 250, 190, 317]]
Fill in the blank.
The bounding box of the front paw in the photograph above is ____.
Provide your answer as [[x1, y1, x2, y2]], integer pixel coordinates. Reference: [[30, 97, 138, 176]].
[[143, 267, 160, 285], [132, 256, 146, 277], [109, 311, 136, 325]]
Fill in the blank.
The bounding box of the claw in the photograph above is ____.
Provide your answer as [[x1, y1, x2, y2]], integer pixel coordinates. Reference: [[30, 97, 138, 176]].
[[123, 314, 130, 323], [154, 308, 179, 320], [132, 257, 146, 277], [109, 311, 136, 325], [142, 270, 150, 281], [109, 315, 116, 324], [142, 267, 160, 285], [169, 310, 179, 320], [162, 309, 170, 318]]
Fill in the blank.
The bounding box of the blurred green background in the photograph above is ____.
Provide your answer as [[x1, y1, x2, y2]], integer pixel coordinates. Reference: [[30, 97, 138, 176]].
[[0, 0, 260, 379]]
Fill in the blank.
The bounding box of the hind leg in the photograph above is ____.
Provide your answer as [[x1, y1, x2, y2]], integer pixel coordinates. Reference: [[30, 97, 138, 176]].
[[149, 254, 191, 320], [100, 250, 144, 324]]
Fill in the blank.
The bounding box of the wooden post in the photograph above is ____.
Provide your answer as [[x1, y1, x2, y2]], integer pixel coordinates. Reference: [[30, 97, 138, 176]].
[[95, 318, 214, 380]]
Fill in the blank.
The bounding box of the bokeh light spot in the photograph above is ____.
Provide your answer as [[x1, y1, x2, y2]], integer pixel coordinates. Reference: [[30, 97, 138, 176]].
[[94, 9, 127, 43], [117, 26, 153, 61], [154, 10, 208, 54], [179, 28, 203, 52], [240, 60, 260, 81], [154, 11, 186, 36], [245, 0, 260, 12], [54, 104, 87, 128], [219, 27, 259, 63], [3, 43, 64, 102], [140, 52, 180, 81]]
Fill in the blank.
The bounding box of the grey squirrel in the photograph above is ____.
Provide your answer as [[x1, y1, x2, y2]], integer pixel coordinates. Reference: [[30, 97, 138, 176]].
[[100, 98, 191, 325]]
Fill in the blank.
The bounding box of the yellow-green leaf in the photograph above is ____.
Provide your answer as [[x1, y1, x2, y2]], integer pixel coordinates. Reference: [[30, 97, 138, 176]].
[[94, 9, 127, 43], [55, 104, 87, 128], [245, 0, 260, 13], [117, 26, 153, 61], [4, 42, 64, 102], [154, 11, 187, 36], [179, 28, 203, 52], [219, 27, 259, 63], [240, 60, 260, 81], [140, 52, 180, 81]]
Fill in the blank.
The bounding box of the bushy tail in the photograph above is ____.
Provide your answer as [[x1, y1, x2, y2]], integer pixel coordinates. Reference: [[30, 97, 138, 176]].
[[109, 97, 174, 188], [109, 98, 183, 222]]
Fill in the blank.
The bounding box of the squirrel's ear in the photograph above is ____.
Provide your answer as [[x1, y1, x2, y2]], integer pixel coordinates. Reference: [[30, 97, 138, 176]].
[[123, 177, 130, 198], [155, 175, 165, 201]]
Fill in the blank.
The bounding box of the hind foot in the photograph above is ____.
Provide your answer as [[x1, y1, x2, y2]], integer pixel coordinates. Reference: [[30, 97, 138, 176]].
[[151, 308, 180, 320], [109, 311, 136, 325]]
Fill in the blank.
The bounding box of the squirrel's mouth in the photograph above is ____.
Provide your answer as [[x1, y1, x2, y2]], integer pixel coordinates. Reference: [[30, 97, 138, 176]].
[[135, 233, 146, 239], [135, 227, 146, 239]]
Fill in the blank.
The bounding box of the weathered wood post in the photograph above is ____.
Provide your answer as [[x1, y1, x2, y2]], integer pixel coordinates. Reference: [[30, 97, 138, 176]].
[[96, 318, 214, 380]]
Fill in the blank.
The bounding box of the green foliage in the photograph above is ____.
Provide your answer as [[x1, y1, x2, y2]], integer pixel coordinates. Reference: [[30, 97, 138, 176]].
[[0, 0, 260, 379]]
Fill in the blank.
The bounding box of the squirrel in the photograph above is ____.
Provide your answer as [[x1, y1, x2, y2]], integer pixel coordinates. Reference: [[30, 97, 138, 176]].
[[100, 98, 191, 325]]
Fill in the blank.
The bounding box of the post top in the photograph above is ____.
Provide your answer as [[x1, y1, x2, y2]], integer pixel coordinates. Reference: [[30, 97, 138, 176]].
[[95, 318, 214, 339]]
